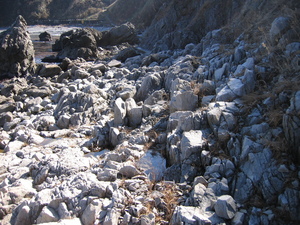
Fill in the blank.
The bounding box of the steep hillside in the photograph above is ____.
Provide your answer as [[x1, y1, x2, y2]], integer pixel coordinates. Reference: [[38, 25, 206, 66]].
[[141, 0, 300, 51], [98, 0, 167, 29], [0, 0, 115, 26]]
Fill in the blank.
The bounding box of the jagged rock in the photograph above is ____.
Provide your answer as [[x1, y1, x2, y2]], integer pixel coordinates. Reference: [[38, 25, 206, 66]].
[[14, 205, 31, 225], [115, 47, 140, 62], [57, 114, 70, 129], [137, 150, 166, 181], [39, 31, 52, 41], [109, 127, 120, 147], [214, 195, 237, 219], [232, 212, 245, 225], [54, 28, 103, 60], [0, 15, 35, 79], [180, 130, 203, 163], [81, 199, 102, 225], [128, 106, 143, 128], [170, 91, 198, 113], [136, 72, 163, 102], [114, 97, 126, 126], [4, 140, 24, 152], [57, 202, 71, 220], [108, 59, 122, 68]]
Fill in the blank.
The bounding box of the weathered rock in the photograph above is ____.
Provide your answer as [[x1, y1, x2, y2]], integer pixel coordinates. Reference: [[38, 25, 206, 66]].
[[170, 91, 198, 113], [39, 31, 52, 41], [81, 199, 102, 225], [180, 130, 203, 163], [103, 208, 121, 225], [99, 23, 139, 46], [128, 106, 143, 128], [136, 72, 163, 102], [0, 15, 35, 79], [214, 195, 237, 219], [114, 97, 126, 126], [38, 64, 62, 77], [14, 205, 31, 225], [54, 28, 102, 60], [36, 206, 60, 224]]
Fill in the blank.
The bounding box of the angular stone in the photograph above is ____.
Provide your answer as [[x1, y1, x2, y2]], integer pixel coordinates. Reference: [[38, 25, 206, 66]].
[[109, 127, 120, 147], [170, 91, 198, 113], [216, 85, 237, 102], [171, 206, 202, 224], [128, 106, 143, 128], [136, 73, 163, 102], [180, 130, 203, 162], [36, 206, 59, 224], [15, 205, 31, 225], [227, 78, 245, 97], [214, 195, 237, 219], [114, 97, 126, 126], [81, 199, 102, 225], [57, 114, 70, 129]]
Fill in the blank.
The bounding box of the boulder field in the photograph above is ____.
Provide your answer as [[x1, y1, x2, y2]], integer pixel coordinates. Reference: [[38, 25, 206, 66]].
[[0, 13, 300, 225]]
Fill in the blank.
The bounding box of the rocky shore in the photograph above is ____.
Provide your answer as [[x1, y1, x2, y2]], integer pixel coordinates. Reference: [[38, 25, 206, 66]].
[[0, 10, 300, 225]]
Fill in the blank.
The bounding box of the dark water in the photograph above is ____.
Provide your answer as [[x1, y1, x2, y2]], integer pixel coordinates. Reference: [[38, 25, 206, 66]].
[[31, 35, 58, 63]]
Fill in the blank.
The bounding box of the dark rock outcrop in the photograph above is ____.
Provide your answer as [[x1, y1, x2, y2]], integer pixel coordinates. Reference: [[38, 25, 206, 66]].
[[39, 31, 52, 41], [52, 23, 138, 61], [53, 28, 103, 61], [0, 15, 35, 79], [99, 22, 139, 46]]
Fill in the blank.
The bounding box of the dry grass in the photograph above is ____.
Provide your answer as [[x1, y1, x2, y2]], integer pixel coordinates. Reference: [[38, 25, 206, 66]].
[[139, 181, 180, 223], [264, 109, 284, 127]]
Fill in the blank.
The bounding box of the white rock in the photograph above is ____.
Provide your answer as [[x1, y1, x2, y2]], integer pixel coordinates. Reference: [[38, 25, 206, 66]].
[[114, 97, 126, 126], [36, 206, 60, 224], [4, 140, 24, 153], [180, 130, 203, 161], [81, 199, 103, 225], [119, 165, 140, 178]]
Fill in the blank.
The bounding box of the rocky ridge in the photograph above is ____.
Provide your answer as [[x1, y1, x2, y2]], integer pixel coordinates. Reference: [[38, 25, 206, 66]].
[[0, 10, 300, 225]]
